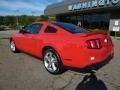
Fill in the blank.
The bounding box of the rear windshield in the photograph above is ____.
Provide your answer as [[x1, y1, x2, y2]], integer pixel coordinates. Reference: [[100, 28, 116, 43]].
[[51, 22, 89, 33]]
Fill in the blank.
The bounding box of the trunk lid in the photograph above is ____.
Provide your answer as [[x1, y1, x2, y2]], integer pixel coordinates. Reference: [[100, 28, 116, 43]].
[[74, 32, 113, 49]]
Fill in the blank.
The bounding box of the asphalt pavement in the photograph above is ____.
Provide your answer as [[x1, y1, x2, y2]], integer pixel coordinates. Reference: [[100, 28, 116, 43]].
[[0, 30, 120, 90]]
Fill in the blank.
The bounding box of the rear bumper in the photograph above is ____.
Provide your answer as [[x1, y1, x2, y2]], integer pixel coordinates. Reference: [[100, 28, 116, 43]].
[[83, 54, 113, 70], [65, 54, 113, 73], [62, 46, 114, 69]]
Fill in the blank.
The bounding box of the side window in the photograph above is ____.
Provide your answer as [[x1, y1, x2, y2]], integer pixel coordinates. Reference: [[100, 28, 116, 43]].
[[45, 26, 57, 33], [25, 24, 43, 34]]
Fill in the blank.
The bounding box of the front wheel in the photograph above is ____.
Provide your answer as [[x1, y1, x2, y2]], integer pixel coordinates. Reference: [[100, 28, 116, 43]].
[[10, 40, 19, 53], [43, 49, 64, 74]]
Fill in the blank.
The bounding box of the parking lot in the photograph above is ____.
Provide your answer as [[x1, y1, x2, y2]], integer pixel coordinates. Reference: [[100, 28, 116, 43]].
[[0, 30, 120, 90]]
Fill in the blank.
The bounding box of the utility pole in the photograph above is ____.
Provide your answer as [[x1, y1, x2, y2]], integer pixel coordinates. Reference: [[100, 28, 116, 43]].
[[31, 11, 35, 16], [15, 9, 19, 30]]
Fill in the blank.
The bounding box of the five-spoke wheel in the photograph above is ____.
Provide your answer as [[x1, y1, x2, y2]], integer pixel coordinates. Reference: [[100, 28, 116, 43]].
[[43, 48, 64, 74]]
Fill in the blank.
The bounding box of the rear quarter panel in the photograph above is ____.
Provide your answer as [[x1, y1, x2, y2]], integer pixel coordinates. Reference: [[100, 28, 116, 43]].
[[35, 23, 79, 65]]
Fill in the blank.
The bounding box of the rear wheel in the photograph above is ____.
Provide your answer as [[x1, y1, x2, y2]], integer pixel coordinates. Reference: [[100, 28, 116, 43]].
[[10, 40, 19, 53], [43, 48, 64, 74]]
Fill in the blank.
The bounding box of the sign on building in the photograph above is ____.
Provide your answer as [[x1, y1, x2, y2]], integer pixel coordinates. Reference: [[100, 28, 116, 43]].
[[68, 0, 120, 11], [113, 21, 120, 31], [109, 19, 120, 31]]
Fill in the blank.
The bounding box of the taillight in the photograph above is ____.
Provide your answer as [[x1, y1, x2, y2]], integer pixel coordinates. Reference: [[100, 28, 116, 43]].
[[104, 37, 112, 44], [86, 39, 102, 49]]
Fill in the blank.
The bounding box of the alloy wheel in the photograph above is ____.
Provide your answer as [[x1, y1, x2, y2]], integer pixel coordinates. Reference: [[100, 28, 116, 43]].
[[44, 51, 58, 72]]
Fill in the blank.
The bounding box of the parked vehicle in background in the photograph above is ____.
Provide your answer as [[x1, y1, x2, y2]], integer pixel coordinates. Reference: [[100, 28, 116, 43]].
[[10, 22, 114, 74], [0, 25, 11, 31]]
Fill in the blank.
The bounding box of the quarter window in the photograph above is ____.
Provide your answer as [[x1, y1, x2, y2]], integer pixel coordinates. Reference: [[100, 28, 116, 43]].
[[45, 26, 57, 33]]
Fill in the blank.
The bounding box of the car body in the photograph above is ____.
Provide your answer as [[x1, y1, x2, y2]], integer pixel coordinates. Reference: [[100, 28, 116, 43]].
[[10, 22, 114, 74]]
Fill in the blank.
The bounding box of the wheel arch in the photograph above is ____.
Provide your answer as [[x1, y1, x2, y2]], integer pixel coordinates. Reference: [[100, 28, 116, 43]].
[[42, 46, 58, 56], [41, 46, 63, 63], [10, 37, 13, 42], [10, 37, 15, 43]]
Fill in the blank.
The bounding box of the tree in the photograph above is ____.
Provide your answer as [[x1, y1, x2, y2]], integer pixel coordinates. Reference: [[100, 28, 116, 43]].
[[36, 15, 48, 21], [0, 15, 54, 29], [48, 17, 56, 21]]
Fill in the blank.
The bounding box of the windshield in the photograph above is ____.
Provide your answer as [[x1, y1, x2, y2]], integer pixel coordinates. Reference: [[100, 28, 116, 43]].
[[51, 22, 89, 33]]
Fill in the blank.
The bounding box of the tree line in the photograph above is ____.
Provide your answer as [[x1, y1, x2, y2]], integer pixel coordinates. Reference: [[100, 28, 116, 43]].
[[0, 15, 56, 29]]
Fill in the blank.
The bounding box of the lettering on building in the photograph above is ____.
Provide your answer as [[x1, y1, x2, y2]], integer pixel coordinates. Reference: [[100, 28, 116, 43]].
[[68, 0, 120, 11]]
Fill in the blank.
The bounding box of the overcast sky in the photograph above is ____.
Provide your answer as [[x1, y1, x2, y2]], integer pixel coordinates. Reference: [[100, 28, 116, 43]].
[[0, 0, 63, 16]]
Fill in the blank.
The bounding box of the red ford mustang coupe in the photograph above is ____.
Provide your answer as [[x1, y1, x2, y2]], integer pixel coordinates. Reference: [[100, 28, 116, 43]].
[[10, 22, 114, 74]]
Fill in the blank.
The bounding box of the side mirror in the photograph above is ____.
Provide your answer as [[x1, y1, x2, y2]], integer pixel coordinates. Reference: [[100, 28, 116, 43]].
[[19, 26, 27, 34], [19, 29, 26, 34]]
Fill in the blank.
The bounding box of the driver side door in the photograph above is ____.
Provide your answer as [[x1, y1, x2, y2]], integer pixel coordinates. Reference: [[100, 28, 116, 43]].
[[18, 24, 43, 55]]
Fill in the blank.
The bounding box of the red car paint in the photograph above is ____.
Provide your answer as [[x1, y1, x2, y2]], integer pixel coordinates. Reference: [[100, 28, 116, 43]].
[[10, 22, 114, 68]]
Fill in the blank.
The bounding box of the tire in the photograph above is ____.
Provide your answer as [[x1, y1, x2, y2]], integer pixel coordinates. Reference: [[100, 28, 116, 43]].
[[10, 40, 19, 53], [43, 48, 64, 74]]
